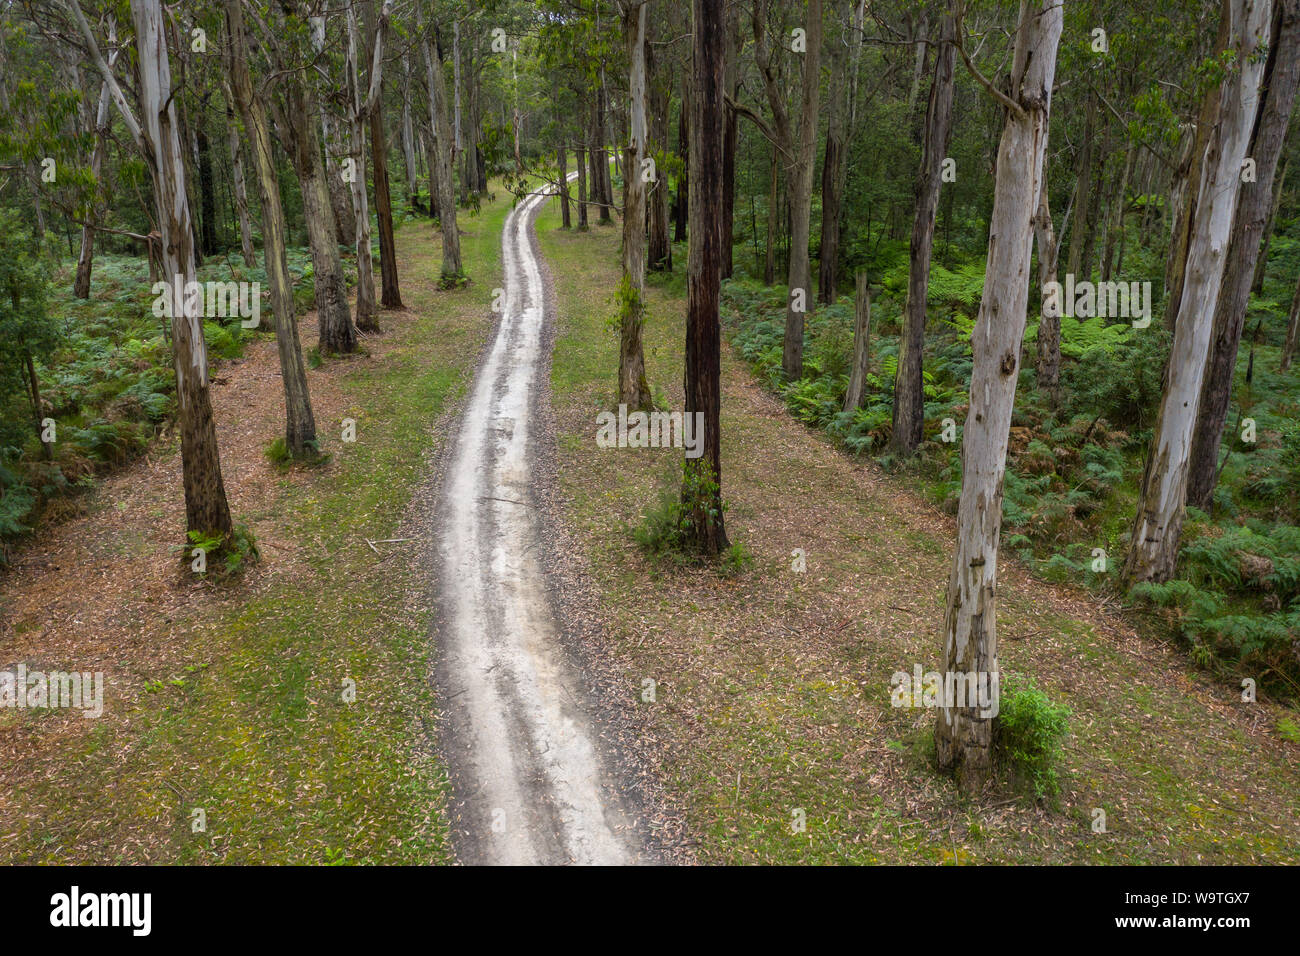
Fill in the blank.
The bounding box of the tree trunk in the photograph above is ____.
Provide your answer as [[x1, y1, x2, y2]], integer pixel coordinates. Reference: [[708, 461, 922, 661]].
[[224, 0, 317, 457], [74, 58, 116, 299], [1165, 12, 1230, 329], [682, 0, 729, 557], [764, 145, 777, 285], [1033, 186, 1063, 404], [595, 93, 613, 223], [1100, 142, 1134, 283], [935, 0, 1062, 793], [576, 141, 589, 230], [618, 0, 652, 411], [365, 1, 400, 308], [778, 0, 820, 382], [720, 2, 740, 280], [401, 54, 420, 209], [1187, 0, 1299, 511], [891, 12, 955, 456], [223, 76, 257, 268], [322, 109, 357, 244], [289, 78, 357, 354], [842, 272, 872, 412], [817, 61, 844, 305], [338, 5, 378, 333], [195, 118, 217, 257], [1253, 154, 1288, 292], [369, 102, 401, 308], [25, 349, 51, 461], [1281, 268, 1300, 370], [1065, 92, 1094, 280], [426, 20, 463, 281], [88, 0, 235, 538], [674, 84, 689, 243], [558, 145, 571, 227], [1123, 0, 1270, 585], [648, 44, 672, 271]]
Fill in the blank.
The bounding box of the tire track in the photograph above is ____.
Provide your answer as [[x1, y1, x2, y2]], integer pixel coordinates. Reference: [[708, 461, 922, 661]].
[[435, 179, 647, 865]]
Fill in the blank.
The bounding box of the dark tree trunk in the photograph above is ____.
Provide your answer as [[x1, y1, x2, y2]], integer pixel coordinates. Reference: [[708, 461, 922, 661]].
[[720, 3, 740, 280], [559, 145, 571, 228], [576, 141, 589, 229], [682, 0, 728, 557], [648, 41, 672, 271], [369, 92, 402, 309], [764, 145, 777, 285], [1066, 92, 1095, 280], [196, 120, 217, 257], [891, 14, 954, 456], [674, 84, 688, 243]]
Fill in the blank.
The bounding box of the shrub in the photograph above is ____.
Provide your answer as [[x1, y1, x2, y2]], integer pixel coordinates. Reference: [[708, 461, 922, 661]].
[[995, 675, 1071, 799]]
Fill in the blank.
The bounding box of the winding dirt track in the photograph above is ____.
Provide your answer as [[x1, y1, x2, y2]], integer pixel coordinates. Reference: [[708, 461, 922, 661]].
[[435, 179, 647, 865]]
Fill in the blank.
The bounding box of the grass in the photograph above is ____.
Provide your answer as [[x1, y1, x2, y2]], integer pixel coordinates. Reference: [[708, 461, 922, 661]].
[[537, 200, 1300, 865], [0, 187, 513, 863]]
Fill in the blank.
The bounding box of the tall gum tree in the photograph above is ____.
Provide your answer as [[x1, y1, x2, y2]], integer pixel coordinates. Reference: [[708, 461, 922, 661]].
[[224, 0, 318, 458], [68, 0, 234, 539], [752, 0, 821, 382], [617, 0, 652, 411], [1187, 0, 1300, 509], [1122, 0, 1271, 586], [682, 0, 728, 556], [935, 0, 1062, 792], [424, 2, 462, 283], [891, 9, 955, 456]]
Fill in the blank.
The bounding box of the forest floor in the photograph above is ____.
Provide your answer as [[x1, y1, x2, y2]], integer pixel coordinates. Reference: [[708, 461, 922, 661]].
[[2, 184, 1298, 864], [535, 201, 1300, 864], [0, 193, 522, 862]]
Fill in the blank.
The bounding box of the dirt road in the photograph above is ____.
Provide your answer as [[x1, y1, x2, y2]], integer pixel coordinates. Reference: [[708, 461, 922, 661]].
[[434, 180, 648, 865]]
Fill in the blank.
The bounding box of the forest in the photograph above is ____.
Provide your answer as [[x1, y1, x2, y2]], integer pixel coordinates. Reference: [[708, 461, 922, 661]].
[[0, 0, 1297, 871]]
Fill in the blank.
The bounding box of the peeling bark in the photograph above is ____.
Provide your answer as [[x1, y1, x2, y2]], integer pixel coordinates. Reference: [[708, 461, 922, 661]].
[[935, 0, 1062, 793]]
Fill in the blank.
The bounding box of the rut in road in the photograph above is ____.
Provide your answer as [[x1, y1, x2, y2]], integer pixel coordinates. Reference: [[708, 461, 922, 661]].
[[435, 179, 649, 865]]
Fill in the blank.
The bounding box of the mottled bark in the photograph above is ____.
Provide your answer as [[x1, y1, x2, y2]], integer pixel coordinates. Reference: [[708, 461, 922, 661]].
[[935, 0, 1062, 793], [74, 0, 234, 538], [1188, 0, 1299, 510], [1124, 0, 1270, 585], [225, 0, 317, 457]]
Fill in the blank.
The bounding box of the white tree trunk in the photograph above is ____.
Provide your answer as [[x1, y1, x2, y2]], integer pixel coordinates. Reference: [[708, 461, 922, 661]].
[[69, 0, 234, 536], [1123, 0, 1270, 585], [935, 0, 1062, 792], [618, 0, 651, 409], [340, 2, 377, 330]]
